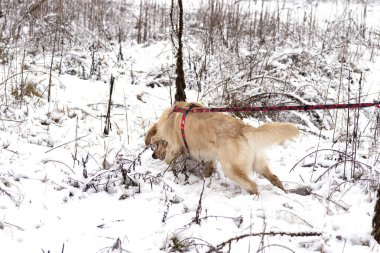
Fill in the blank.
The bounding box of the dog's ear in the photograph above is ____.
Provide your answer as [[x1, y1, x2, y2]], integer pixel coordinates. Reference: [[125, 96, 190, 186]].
[[145, 123, 157, 146]]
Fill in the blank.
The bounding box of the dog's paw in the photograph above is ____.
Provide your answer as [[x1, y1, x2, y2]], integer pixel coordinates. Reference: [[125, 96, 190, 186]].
[[248, 186, 259, 195], [204, 165, 216, 178]]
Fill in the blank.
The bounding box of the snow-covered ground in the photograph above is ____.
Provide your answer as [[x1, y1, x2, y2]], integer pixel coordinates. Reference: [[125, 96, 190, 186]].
[[1, 1, 380, 253]]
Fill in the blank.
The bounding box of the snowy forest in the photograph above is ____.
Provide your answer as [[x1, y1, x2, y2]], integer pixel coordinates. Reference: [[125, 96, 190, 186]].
[[1, 0, 380, 252]]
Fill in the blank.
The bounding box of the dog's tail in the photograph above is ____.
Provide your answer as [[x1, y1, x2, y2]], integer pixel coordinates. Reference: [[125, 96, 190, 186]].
[[245, 122, 299, 149]]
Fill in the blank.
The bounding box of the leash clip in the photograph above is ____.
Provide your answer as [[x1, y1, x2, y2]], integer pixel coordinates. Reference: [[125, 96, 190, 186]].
[[374, 100, 380, 108]]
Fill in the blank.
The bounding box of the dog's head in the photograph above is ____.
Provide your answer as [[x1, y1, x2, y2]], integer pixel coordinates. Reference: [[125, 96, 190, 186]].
[[151, 140, 168, 160], [145, 122, 168, 160]]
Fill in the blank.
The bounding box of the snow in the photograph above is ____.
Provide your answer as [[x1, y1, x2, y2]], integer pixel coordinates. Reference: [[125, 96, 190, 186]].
[[1, 0, 380, 252]]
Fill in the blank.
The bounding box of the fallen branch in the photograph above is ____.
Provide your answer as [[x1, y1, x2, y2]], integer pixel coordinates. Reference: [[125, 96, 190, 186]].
[[207, 231, 322, 253]]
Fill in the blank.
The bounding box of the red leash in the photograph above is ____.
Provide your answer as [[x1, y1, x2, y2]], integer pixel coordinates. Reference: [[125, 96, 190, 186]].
[[174, 101, 380, 114], [175, 101, 380, 151]]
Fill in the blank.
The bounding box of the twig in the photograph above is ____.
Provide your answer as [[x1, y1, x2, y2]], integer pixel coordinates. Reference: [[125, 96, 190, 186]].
[[104, 74, 115, 135], [45, 133, 91, 153], [72, 116, 79, 168], [3, 148, 19, 155], [184, 215, 243, 228], [327, 178, 377, 201], [0, 70, 61, 87], [0, 186, 15, 202], [290, 148, 351, 173], [0, 118, 25, 123], [2, 221, 25, 231], [276, 210, 314, 228], [41, 159, 75, 174], [177, 237, 216, 251], [131, 172, 174, 192], [312, 192, 349, 211], [314, 159, 372, 183], [193, 179, 205, 225]]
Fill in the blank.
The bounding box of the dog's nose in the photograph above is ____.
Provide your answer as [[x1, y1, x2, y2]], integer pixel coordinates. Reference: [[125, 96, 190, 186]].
[[152, 153, 157, 159]]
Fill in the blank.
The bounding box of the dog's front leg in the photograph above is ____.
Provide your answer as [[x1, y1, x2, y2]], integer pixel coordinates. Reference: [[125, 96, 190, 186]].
[[164, 145, 181, 164], [204, 161, 216, 178]]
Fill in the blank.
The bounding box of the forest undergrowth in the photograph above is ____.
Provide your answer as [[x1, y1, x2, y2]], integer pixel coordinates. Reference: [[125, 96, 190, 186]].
[[1, 0, 380, 252]]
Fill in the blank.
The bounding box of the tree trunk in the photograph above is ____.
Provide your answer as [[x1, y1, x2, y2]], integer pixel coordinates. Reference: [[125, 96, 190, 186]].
[[174, 0, 186, 102], [373, 187, 380, 243]]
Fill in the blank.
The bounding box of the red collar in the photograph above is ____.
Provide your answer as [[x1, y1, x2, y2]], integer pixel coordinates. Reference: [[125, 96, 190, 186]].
[[180, 112, 189, 150]]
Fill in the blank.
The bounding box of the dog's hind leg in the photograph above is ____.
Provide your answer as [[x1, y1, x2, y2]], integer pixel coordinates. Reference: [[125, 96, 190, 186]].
[[260, 163, 287, 193], [221, 163, 259, 195], [253, 156, 287, 193]]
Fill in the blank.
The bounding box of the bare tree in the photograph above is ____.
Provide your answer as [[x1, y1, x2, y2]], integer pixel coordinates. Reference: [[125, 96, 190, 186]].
[[373, 187, 380, 243], [171, 0, 186, 102]]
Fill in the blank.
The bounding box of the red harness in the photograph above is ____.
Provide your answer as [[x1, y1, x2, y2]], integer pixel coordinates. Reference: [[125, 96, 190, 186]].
[[179, 105, 196, 151]]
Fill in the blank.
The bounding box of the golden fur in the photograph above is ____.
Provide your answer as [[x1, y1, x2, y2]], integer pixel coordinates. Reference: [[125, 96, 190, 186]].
[[148, 101, 299, 194]]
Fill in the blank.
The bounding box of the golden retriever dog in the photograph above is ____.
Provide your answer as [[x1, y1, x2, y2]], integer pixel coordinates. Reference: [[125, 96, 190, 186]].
[[147, 101, 299, 194], [145, 127, 216, 177]]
